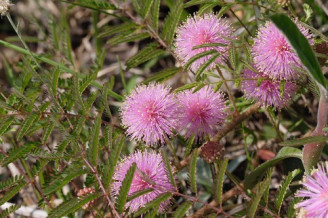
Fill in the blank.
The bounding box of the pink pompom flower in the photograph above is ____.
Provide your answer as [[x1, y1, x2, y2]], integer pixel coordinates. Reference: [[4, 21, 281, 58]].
[[175, 13, 234, 72], [252, 21, 313, 80], [296, 162, 328, 217], [112, 151, 176, 213], [176, 86, 227, 138], [241, 66, 297, 109], [121, 84, 179, 146]]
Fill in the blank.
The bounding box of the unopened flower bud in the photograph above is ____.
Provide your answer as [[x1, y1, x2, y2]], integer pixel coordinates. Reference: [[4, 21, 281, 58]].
[[199, 141, 224, 163]]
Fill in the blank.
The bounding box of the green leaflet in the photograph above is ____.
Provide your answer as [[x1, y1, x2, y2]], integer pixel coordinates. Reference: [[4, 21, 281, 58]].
[[126, 43, 165, 70], [244, 147, 302, 189], [275, 169, 301, 214], [88, 114, 102, 166], [116, 163, 137, 214], [172, 201, 193, 218], [127, 188, 154, 202], [48, 193, 100, 218], [215, 158, 229, 206], [174, 82, 201, 93], [0, 181, 27, 206], [16, 113, 40, 141], [184, 50, 218, 71], [133, 192, 172, 217], [247, 178, 271, 218], [42, 165, 87, 195], [195, 53, 221, 81], [160, 149, 176, 187], [62, 0, 116, 11], [107, 32, 150, 46], [0, 175, 24, 191], [42, 121, 54, 144], [105, 136, 125, 186], [150, 0, 160, 31], [132, 0, 153, 18], [189, 149, 198, 193], [0, 116, 15, 137], [161, 0, 183, 45], [52, 67, 60, 96], [143, 67, 180, 84], [279, 135, 328, 147], [0, 204, 21, 218], [98, 22, 138, 38], [1, 143, 38, 167], [30, 149, 66, 160], [79, 71, 98, 94]]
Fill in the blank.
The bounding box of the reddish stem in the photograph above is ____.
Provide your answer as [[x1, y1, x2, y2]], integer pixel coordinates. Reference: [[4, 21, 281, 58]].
[[303, 87, 328, 172]]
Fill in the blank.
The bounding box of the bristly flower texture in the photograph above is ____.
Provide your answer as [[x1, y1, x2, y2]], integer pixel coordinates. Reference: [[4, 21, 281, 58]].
[[296, 162, 328, 217], [241, 66, 297, 109], [252, 21, 313, 80], [175, 13, 234, 72], [112, 151, 176, 213], [176, 86, 227, 138], [121, 84, 178, 146], [0, 0, 12, 16]]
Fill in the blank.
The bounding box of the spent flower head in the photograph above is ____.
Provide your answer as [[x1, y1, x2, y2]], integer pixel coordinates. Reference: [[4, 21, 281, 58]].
[[112, 151, 176, 213], [176, 86, 227, 138], [296, 162, 328, 217], [121, 83, 179, 146], [252, 21, 313, 80], [0, 0, 12, 16], [241, 66, 297, 109], [175, 13, 234, 72]]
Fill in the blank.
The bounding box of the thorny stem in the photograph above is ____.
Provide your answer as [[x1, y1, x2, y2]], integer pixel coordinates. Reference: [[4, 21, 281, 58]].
[[216, 65, 239, 115]]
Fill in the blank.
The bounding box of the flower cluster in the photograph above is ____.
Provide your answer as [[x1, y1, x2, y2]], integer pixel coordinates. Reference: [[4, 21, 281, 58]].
[[112, 151, 176, 213], [240, 20, 312, 108], [121, 84, 227, 145], [175, 13, 234, 71], [296, 162, 328, 217]]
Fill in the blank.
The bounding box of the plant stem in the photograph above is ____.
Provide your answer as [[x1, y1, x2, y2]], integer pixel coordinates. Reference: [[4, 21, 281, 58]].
[[302, 87, 328, 172], [78, 142, 121, 218]]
